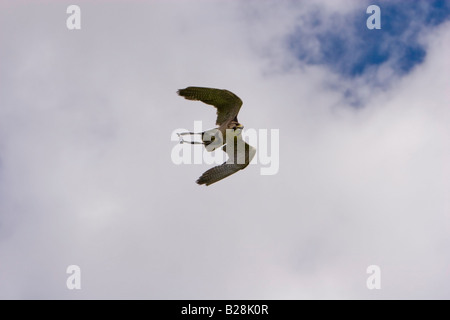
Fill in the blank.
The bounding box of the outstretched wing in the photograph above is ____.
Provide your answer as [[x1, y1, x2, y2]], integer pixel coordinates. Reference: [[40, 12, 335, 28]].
[[197, 139, 256, 186], [196, 163, 247, 186], [177, 87, 243, 126]]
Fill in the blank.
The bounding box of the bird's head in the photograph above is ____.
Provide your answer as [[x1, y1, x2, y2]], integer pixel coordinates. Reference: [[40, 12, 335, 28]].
[[233, 123, 244, 135]]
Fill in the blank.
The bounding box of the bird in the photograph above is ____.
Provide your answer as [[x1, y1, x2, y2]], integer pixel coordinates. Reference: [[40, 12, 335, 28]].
[[177, 86, 256, 186], [177, 87, 243, 150]]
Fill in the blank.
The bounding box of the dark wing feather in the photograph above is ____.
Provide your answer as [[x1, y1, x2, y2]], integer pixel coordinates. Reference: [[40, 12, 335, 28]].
[[196, 163, 247, 186], [177, 87, 243, 125], [197, 137, 256, 186]]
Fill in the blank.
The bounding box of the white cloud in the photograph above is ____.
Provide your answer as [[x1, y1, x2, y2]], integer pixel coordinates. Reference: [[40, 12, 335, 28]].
[[0, 1, 449, 299]]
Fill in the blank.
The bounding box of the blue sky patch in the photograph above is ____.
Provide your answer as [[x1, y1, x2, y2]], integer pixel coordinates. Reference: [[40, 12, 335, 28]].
[[288, 0, 450, 77]]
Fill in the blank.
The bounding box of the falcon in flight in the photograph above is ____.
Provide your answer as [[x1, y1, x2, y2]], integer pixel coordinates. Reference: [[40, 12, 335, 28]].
[[177, 87, 256, 186]]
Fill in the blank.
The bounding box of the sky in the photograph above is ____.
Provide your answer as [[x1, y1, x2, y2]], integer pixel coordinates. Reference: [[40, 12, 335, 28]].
[[0, 0, 449, 299]]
